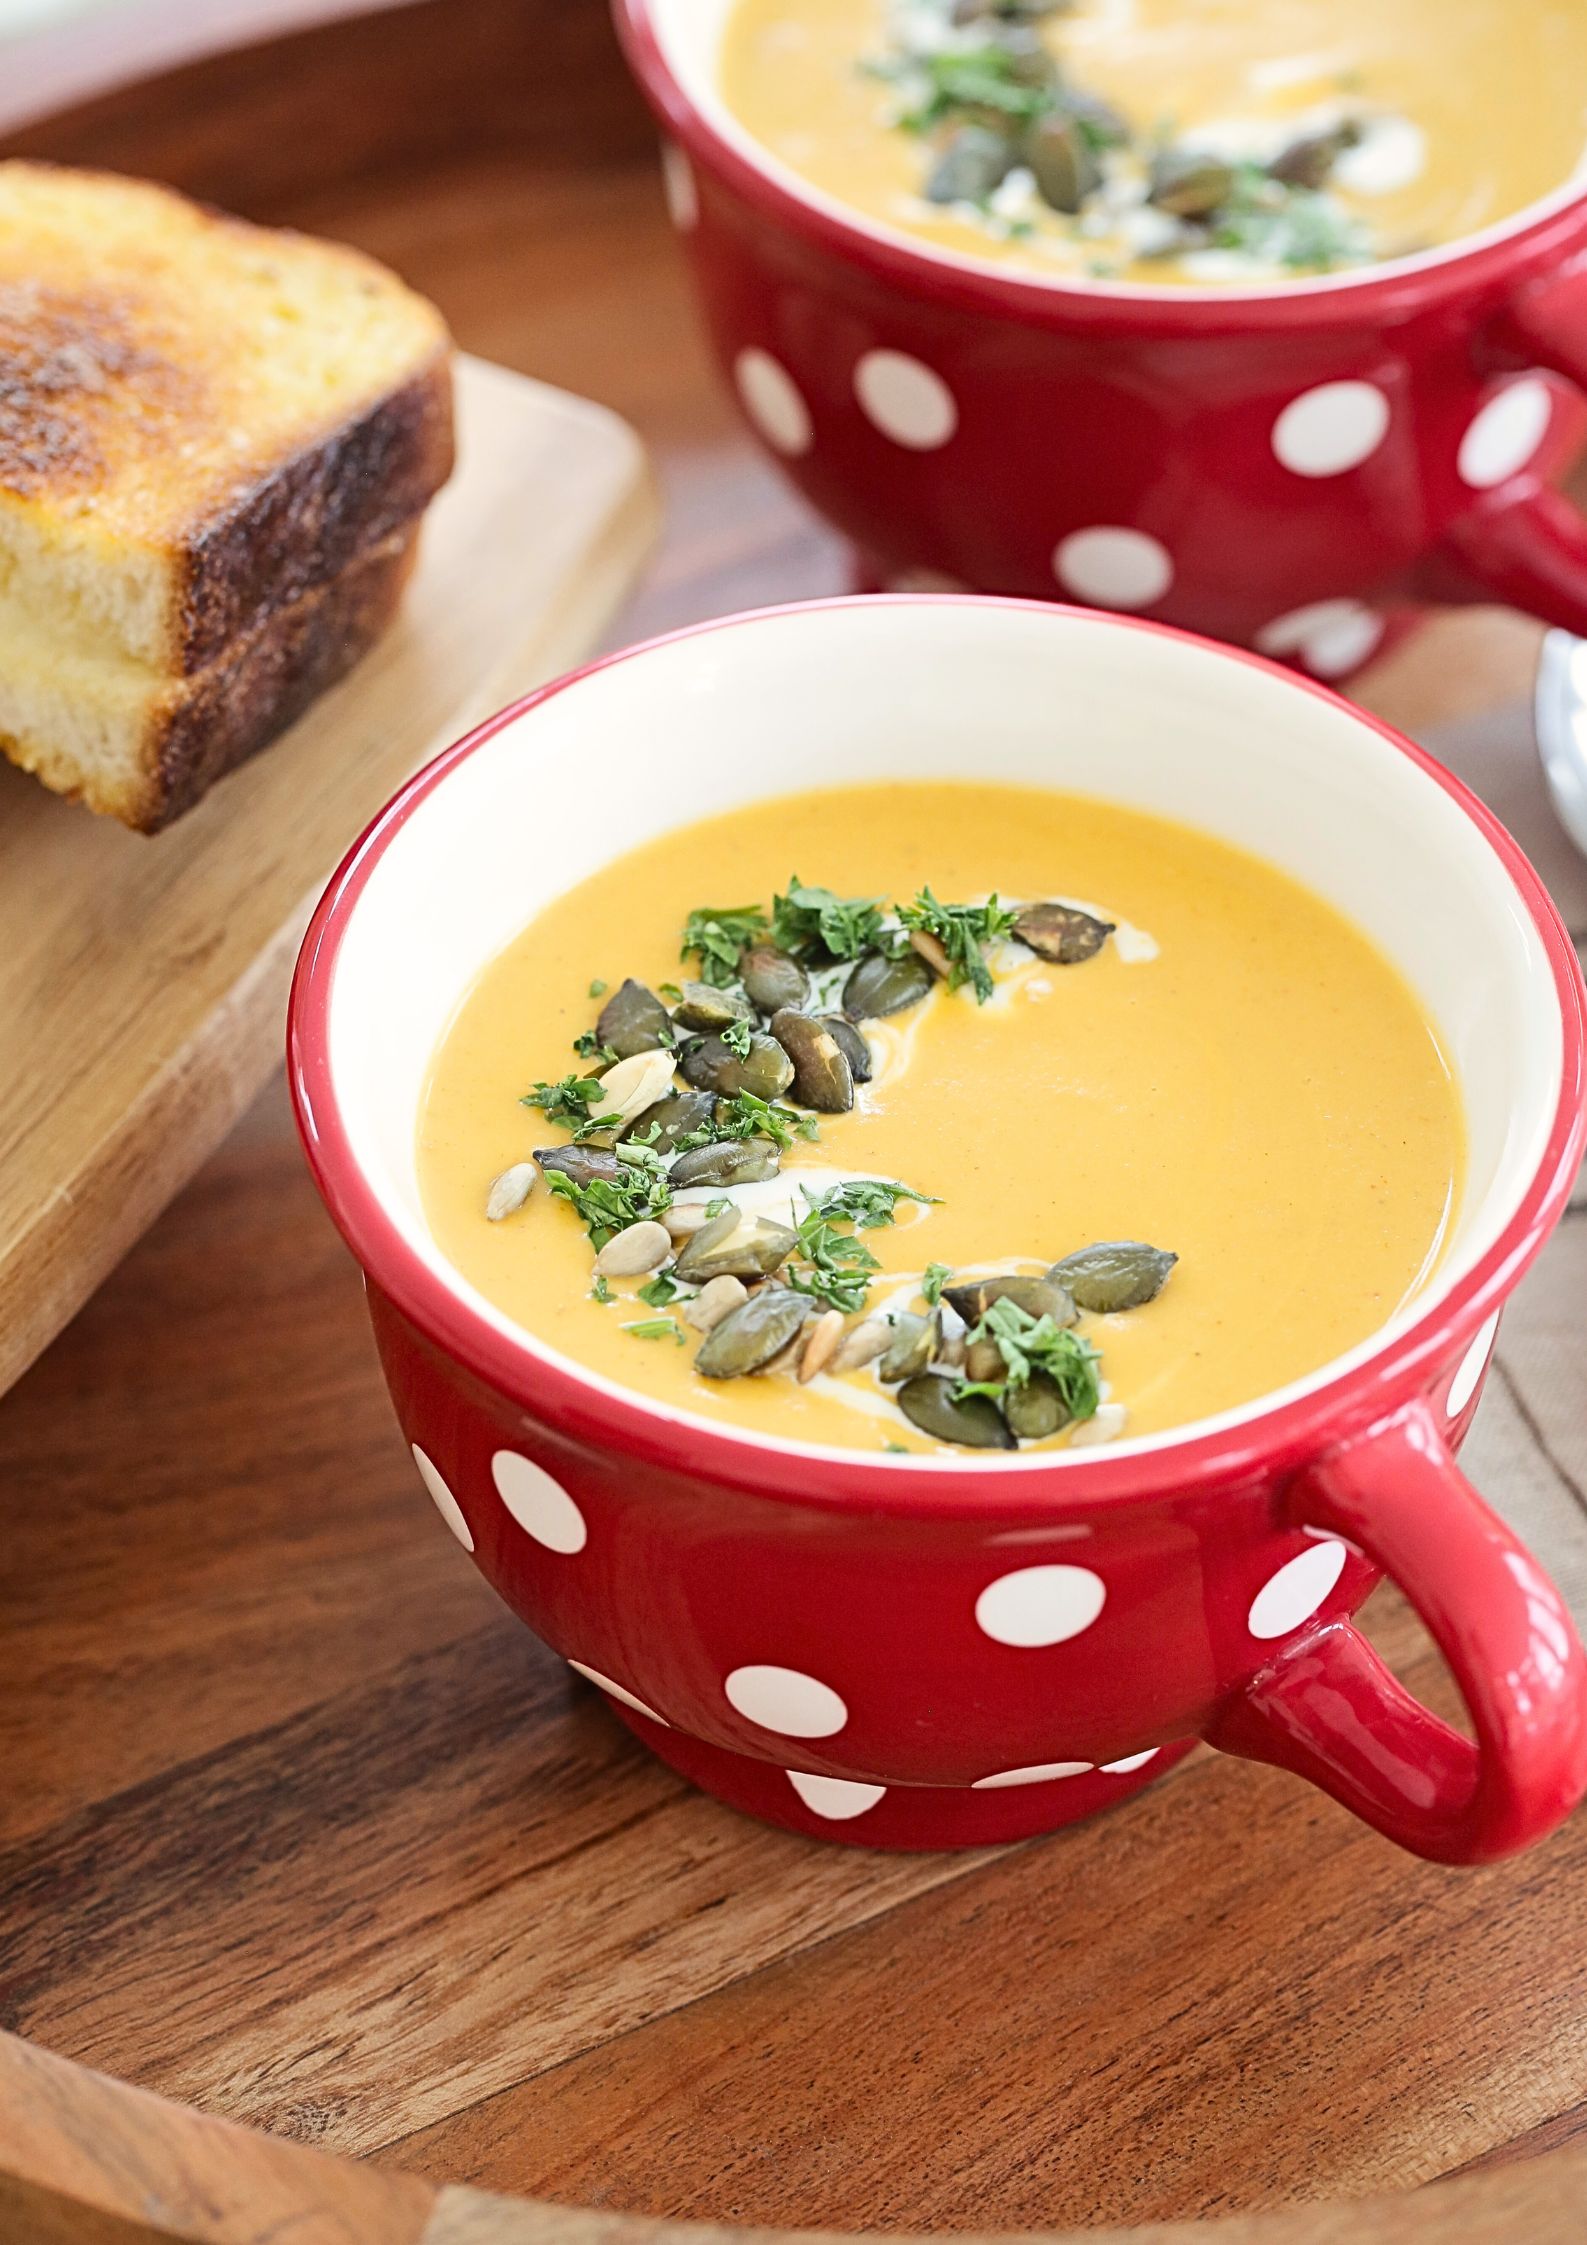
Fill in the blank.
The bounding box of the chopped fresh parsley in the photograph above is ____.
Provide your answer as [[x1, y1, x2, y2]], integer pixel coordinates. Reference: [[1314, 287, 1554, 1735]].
[[721, 1017, 755, 1058], [897, 46, 1054, 136], [921, 1261, 952, 1308], [572, 1030, 618, 1063], [522, 1071, 611, 1130], [771, 878, 891, 963], [672, 1091, 820, 1155], [588, 978, 609, 999], [638, 1270, 685, 1309], [591, 1274, 614, 1305], [681, 904, 769, 988], [546, 1144, 672, 1248], [786, 1179, 936, 1315], [623, 1317, 687, 1344], [898, 888, 1019, 1003], [957, 1297, 1101, 1421]]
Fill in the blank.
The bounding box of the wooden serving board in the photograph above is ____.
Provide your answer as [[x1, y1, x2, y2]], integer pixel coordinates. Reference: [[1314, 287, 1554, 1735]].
[[0, 352, 656, 1398]]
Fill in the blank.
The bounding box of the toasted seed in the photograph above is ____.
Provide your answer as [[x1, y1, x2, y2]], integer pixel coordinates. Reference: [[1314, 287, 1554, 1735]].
[[1149, 148, 1236, 217], [1013, 901, 1115, 964], [1269, 119, 1361, 190], [935, 1325, 968, 1371], [485, 1162, 536, 1222], [925, 123, 1016, 206], [684, 1274, 749, 1333], [832, 1315, 891, 1373], [1069, 1402, 1129, 1447], [696, 1288, 811, 1379], [898, 1374, 1017, 1450], [669, 1136, 782, 1189], [739, 943, 810, 1014], [672, 980, 755, 1034], [623, 1088, 715, 1155], [768, 1009, 854, 1113], [675, 1208, 799, 1284], [843, 949, 934, 1021], [1004, 1371, 1067, 1441], [1048, 1241, 1177, 1314], [944, 1274, 1077, 1327], [907, 928, 953, 981], [593, 1220, 673, 1278], [1024, 111, 1101, 213], [880, 1310, 939, 1383], [964, 1336, 1006, 1385], [818, 1013, 873, 1082], [663, 1203, 715, 1242], [537, 1145, 622, 1187], [799, 1308, 846, 1384], [679, 1030, 796, 1101], [598, 1047, 678, 1128], [596, 978, 672, 1058]]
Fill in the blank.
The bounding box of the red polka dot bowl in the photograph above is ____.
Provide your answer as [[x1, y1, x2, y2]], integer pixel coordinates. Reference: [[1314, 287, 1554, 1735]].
[[616, 0, 1587, 680], [289, 597, 1587, 1861]]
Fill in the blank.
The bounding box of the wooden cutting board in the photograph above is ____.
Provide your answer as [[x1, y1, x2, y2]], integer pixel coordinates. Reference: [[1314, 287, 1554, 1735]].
[[0, 352, 656, 1399]]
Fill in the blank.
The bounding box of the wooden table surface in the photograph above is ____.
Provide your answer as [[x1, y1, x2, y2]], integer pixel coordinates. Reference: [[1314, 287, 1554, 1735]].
[[4, 4, 1587, 2235]]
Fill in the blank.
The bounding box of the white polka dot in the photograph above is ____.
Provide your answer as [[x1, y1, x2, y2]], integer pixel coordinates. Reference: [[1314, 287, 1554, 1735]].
[[1459, 378, 1552, 490], [1053, 526, 1174, 610], [1101, 1750, 1159, 1775], [971, 1760, 1093, 1790], [1256, 598, 1385, 678], [1447, 1311, 1500, 1419], [660, 142, 698, 231], [725, 1664, 848, 1737], [412, 1445, 473, 1552], [1272, 381, 1391, 477], [1248, 1540, 1349, 1640], [568, 1660, 668, 1726], [975, 1564, 1107, 1649], [734, 348, 813, 457], [491, 1451, 587, 1554], [854, 350, 958, 450], [787, 1770, 887, 1820]]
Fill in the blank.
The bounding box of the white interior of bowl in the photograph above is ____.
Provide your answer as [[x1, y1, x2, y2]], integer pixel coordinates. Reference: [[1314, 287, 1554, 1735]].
[[325, 600, 1561, 1466], [641, 0, 1587, 301]]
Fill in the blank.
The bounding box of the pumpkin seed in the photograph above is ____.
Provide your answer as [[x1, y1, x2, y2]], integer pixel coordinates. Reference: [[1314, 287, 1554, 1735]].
[[842, 950, 934, 1022], [679, 1031, 796, 1102], [1148, 149, 1236, 217], [593, 1220, 673, 1279], [898, 1374, 1016, 1450], [880, 1310, 939, 1383], [799, 1308, 846, 1383], [672, 980, 755, 1034], [1068, 1401, 1128, 1447], [818, 1014, 873, 1083], [1013, 901, 1115, 964], [684, 1274, 749, 1333], [1048, 1241, 1177, 1314], [832, 1315, 890, 1373], [768, 1009, 855, 1113], [669, 1137, 782, 1189], [1269, 120, 1361, 190], [695, 1287, 811, 1379], [596, 978, 672, 1058], [485, 1162, 536, 1222], [675, 1208, 800, 1284], [925, 124, 1016, 207], [598, 1047, 678, 1129], [739, 944, 810, 1015], [623, 1088, 715, 1156], [1025, 111, 1101, 213], [944, 1274, 1076, 1327], [1004, 1371, 1067, 1441], [536, 1145, 622, 1188], [963, 1336, 1006, 1385]]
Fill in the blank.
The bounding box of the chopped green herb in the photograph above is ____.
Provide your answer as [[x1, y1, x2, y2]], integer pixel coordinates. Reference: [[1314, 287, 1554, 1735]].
[[623, 1317, 687, 1345], [522, 1071, 610, 1129], [786, 1179, 936, 1315], [681, 904, 769, 988], [588, 978, 609, 999], [658, 982, 683, 1003], [898, 887, 1019, 1003], [572, 1030, 618, 1063], [898, 47, 1054, 135], [672, 1090, 820, 1155], [771, 878, 890, 963], [704, 1196, 733, 1218], [638, 1270, 684, 1309], [591, 1274, 614, 1305], [883, 1440, 909, 1454], [722, 1017, 755, 1059], [957, 1297, 1101, 1421], [546, 1157, 671, 1249], [921, 1261, 952, 1308]]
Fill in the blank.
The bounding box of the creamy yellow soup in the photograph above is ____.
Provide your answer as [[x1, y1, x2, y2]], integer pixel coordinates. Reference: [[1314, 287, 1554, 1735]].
[[418, 783, 1463, 1458], [720, 0, 1587, 284]]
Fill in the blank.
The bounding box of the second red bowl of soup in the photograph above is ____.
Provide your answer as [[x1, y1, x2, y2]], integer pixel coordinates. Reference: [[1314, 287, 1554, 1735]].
[[617, 0, 1587, 675], [290, 598, 1587, 1861]]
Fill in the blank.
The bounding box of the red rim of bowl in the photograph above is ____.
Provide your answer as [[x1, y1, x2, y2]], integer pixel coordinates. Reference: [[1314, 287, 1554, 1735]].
[[288, 596, 1587, 1519], [612, 0, 1587, 333]]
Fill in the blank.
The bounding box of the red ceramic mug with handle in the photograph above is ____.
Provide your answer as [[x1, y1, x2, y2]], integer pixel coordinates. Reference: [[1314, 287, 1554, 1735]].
[[616, 0, 1587, 681], [290, 597, 1587, 1861]]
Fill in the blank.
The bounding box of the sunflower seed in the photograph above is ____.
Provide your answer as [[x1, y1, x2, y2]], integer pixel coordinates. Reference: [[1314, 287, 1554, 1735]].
[[593, 1220, 673, 1278], [799, 1308, 847, 1383], [485, 1162, 536, 1222]]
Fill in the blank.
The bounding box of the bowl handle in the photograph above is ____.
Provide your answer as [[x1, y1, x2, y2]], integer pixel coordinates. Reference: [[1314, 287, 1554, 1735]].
[[1205, 1398, 1587, 1864], [1417, 258, 1587, 631]]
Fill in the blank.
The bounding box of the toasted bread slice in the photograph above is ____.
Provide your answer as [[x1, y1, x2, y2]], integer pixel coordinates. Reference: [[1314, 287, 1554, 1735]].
[[0, 161, 453, 826]]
